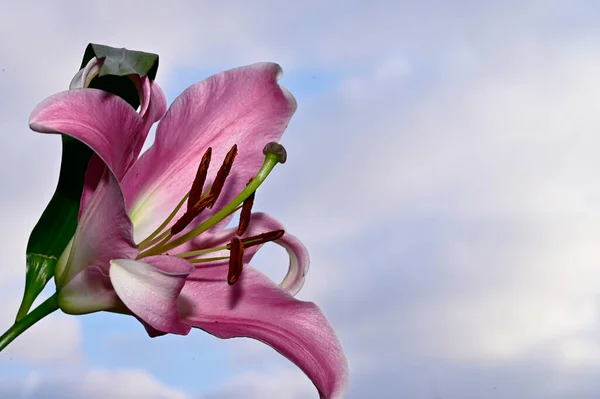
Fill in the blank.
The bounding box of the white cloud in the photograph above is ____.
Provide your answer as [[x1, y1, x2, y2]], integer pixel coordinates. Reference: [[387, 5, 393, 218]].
[[202, 369, 314, 399], [0, 368, 189, 399], [251, 7, 600, 397]]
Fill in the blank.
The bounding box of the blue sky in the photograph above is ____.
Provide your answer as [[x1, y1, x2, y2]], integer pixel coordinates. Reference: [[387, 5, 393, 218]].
[[3, 1, 600, 398]]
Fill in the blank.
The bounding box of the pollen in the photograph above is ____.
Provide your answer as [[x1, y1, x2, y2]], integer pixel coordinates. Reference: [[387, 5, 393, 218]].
[[171, 194, 216, 235], [234, 229, 285, 249], [188, 147, 212, 212], [237, 179, 255, 236], [208, 144, 238, 208], [227, 236, 244, 285]]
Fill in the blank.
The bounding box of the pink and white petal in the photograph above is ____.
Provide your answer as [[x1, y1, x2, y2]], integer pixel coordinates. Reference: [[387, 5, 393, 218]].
[[140, 77, 167, 123], [29, 88, 143, 180], [234, 212, 309, 295], [110, 256, 193, 335], [69, 57, 103, 89], [78, 81, 167, 215], [276, 230, 309, 296], [179, 212, 309, 296], [78, 155, 105, 217], [122, 63, 297, 242], [57, 171, 138, 288], [180, 265, 348, 399], [134, 78, 167, 161], [58, 266, 125, 314], [140, 321, 169, 338]]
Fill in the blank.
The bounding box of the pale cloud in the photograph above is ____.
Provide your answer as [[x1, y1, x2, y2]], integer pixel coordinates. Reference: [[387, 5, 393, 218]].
[[250, 6, 600, 397], [0, 368, 189, 399], [201, 370, 314, 399]]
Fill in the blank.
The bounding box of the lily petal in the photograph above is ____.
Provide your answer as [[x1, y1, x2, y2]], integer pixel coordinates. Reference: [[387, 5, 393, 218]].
[[182, 212, 309, 295], [180, 265, 348, 399], [140, 77, 167, 123], [276, 229, 309, 296], [29, 88, 143, 180], [136, 77, 167, 159], [123, 63, 297, 242], [78, 156, 105, 217], [78, 80, 167, 215], [56, 171, 138, 288], [110, 256, 193, 335], [69, 57, 103, 89], [59, 266, 125, 314]]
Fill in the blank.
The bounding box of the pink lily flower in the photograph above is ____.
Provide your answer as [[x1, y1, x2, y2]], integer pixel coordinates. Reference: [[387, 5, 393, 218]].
[[29, 61, 348, 398]]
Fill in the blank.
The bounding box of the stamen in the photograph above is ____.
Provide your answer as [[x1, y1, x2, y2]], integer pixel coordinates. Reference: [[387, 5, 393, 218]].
[[227, 237, 244, 285], [189, 256, 229, 264], [175, 245, 228, 259], [139, 143, 287, 258], [170, 213, 194, 236], [174, 230, 285, 260], [208, 144, 238, 208], [137, 192, 189, 250], [188, 147, 212, 212], [233, 229, 285, 249], [170, 194, 216, 235], [191, 193, 216, 214], [236, 179, 255, 236]]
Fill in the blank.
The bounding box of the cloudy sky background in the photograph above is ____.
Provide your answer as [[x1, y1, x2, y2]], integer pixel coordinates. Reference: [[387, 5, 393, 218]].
[[1, 1, 600, 398]]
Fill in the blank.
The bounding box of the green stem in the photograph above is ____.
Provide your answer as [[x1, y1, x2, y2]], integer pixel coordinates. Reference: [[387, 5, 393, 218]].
[[0, 293, 59, 352]]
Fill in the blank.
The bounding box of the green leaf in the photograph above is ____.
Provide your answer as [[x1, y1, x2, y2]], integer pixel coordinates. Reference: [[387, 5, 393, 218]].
[[17, 137, 93, 321], [16, 44, 159, 321], [81, 43, 159, 80]]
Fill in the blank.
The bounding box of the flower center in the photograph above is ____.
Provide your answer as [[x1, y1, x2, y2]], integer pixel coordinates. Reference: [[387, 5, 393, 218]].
[[135, 142, 287, 284]]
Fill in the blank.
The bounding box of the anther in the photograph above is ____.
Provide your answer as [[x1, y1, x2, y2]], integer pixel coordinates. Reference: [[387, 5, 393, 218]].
[[171, 194, 216, 235], [188, 147, 212, 212], [227, 237, 244, 285], [236, 179, 255, 236], [229, 229, 285, 249], [191, 194, 216, 214], [170, 213, 195, 235], [263, 142, 287, 164], [208, 144, 238, 208]]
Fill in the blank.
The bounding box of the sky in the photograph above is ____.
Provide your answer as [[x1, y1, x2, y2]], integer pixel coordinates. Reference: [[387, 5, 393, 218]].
[[2, 0, 600, 398]]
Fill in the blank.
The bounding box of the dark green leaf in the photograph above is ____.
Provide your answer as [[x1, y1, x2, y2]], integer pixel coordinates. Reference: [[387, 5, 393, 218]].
[[88, 74, 141, 110], [17, 137, 93, 321], [81, 43, 159, 81]]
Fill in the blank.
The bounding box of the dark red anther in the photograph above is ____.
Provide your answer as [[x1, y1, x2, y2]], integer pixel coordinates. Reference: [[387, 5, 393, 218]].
[[171, 194, 216, 235], [236, 179, 255, 236], [227, 237, 244, 285], [208, 144, 238, 208], [188, 147, 212, 212], [230, 229, 285, 249], [170, 212, 195, 235], [191, 194, 216, 214]]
